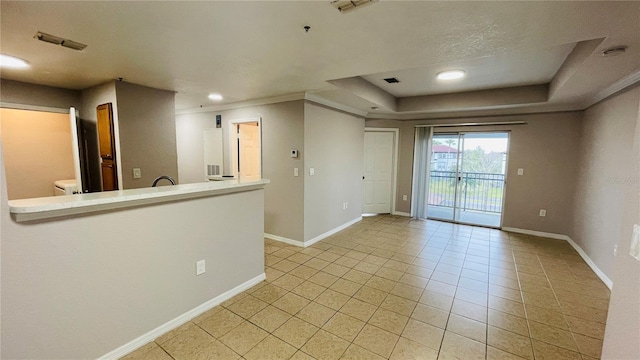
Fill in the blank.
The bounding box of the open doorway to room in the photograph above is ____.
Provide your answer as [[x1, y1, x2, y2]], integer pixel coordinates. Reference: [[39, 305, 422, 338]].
[[229, 118, 262, 181], [427, 132, 509, 228]]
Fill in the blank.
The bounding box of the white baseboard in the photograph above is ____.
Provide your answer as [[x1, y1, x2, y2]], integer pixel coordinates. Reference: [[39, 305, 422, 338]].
[[502, 227, 570, 241], [565, 237, 613, 289], [98, 273, 266, 360], [502, 227, 612, 289], [264, 233, 304, 247], [304, 216, 363, 248], [392, 211, 411, 217]]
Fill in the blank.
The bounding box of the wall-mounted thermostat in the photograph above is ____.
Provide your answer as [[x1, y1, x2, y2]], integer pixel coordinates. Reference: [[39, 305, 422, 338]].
[[291, 149, 299, 158]]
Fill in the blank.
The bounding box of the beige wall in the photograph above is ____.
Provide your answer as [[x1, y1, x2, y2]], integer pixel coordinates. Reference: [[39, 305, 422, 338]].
[[0, 140, 265, 358], [304, 102, 364, 242], [114, 81, 178, 189], [176, 101, 305, 242], [582, 85, 640, 359], [366, 112, 582, 235], [571, 85, 640, 277], [0, 79, 80, 110], [175, 111, 215, 184], [0, 108, 76, 199]]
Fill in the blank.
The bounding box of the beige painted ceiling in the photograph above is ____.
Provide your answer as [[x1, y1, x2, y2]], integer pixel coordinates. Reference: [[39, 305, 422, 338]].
[[0, 1, 638, 119]]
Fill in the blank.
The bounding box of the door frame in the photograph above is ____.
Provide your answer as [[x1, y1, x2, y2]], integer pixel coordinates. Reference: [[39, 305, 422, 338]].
[[430, 130, 510, 228], [228, 117, 262, 178], [364, 127, 400, 215]]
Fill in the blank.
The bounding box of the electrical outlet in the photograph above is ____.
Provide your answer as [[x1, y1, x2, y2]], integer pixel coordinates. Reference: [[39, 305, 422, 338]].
[[196, 260, 206, 275], [133, 168, 141, 179], [539, 209, 547, 217], [403, 195, 408, 201], [309, 168, 315, 176], [517, 168, 524, 176]]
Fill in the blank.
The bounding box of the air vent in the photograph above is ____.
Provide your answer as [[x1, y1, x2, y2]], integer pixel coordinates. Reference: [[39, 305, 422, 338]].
[[34, 31, 87, 51], [331, 0, 377, 13], [601, 45, 627, 57], [383, 77, 400, 84]]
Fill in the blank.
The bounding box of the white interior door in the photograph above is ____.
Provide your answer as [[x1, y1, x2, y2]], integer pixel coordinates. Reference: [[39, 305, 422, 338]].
[[363, 131, 394, 214], [238, 122, 261, 181]]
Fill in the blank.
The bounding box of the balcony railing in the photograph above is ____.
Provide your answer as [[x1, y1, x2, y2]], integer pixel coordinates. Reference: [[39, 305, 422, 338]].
[[428, 171, 505, 213]]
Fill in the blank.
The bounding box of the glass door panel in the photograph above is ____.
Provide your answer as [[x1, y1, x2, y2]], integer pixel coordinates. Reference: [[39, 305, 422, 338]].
[[456, 132, 509, 227], [427, 134, 461, 222], [426, 131, 509, 228]]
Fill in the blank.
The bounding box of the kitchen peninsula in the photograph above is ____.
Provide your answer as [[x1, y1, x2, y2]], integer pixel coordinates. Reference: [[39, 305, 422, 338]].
[[1, 179, 269, 359]]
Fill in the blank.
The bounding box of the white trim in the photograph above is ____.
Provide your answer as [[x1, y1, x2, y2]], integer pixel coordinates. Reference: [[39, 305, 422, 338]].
[[176, 93, 306, 115], [502, 227, 570, 241], [364, 127, 400, 217], [586, 69, 640, 108], [502, 227, 612, 289], [304, 216, 363, 247], [98, 273, 266, 360], [0, 102, 69, 114], [392, 211, 411, 217], [304, 93, 368, 117], [264, 233, 304, 247], [415, 121, 527, 128], [565, 237, 613, 289]]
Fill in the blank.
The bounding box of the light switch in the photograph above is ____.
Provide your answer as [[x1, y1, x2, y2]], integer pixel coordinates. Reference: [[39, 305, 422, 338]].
[[133, 168, 141, 179], [630, 224, 640, 261], [294, 168, 299, 177], [196, 260, 206, 275], [309, 168, 315, 176], [403, 195, 408, 201], [517, 168, 524, 176]]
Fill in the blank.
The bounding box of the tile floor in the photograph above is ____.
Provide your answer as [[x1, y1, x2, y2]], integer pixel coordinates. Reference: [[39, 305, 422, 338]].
[[123, 215, 610, 360]]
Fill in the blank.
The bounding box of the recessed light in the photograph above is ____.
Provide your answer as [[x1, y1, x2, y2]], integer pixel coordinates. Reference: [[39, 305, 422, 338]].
[[0, 54, 29, 69], [208, 94, 223, 101], [437, 70, 465, 80]]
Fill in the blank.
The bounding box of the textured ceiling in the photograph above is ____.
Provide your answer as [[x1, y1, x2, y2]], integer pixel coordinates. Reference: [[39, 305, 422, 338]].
[[0, 1, 638, 118]]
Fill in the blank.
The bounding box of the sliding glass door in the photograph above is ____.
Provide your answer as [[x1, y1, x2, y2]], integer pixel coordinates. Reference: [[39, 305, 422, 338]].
[[427, 132, 509, 228]]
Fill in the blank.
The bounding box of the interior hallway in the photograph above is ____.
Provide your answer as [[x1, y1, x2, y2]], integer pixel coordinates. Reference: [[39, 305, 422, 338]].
[[123, 215, 609, 360]]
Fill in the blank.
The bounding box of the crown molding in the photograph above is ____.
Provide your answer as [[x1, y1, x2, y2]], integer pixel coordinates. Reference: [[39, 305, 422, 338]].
[[584, 69, 640, 108], [303, 93, 368, 117], [175, 92, 306, 115]]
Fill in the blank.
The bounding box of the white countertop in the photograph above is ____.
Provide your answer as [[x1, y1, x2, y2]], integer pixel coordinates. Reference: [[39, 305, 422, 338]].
[[9, 179, 269, 222]]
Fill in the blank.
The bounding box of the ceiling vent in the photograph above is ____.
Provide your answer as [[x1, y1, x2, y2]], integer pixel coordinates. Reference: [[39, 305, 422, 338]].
[[601, 45, 627, 57], [383, 77, 400, 84], [331, 0, 377, 13], [34, 31, 87, 51]]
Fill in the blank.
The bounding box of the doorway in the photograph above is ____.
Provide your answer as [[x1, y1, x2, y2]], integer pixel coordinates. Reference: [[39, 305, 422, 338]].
[[96, 103, 118, 191], [363, 128, 398, 214], [229, 118, 261, 181], [427, 132, 509, 227]]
